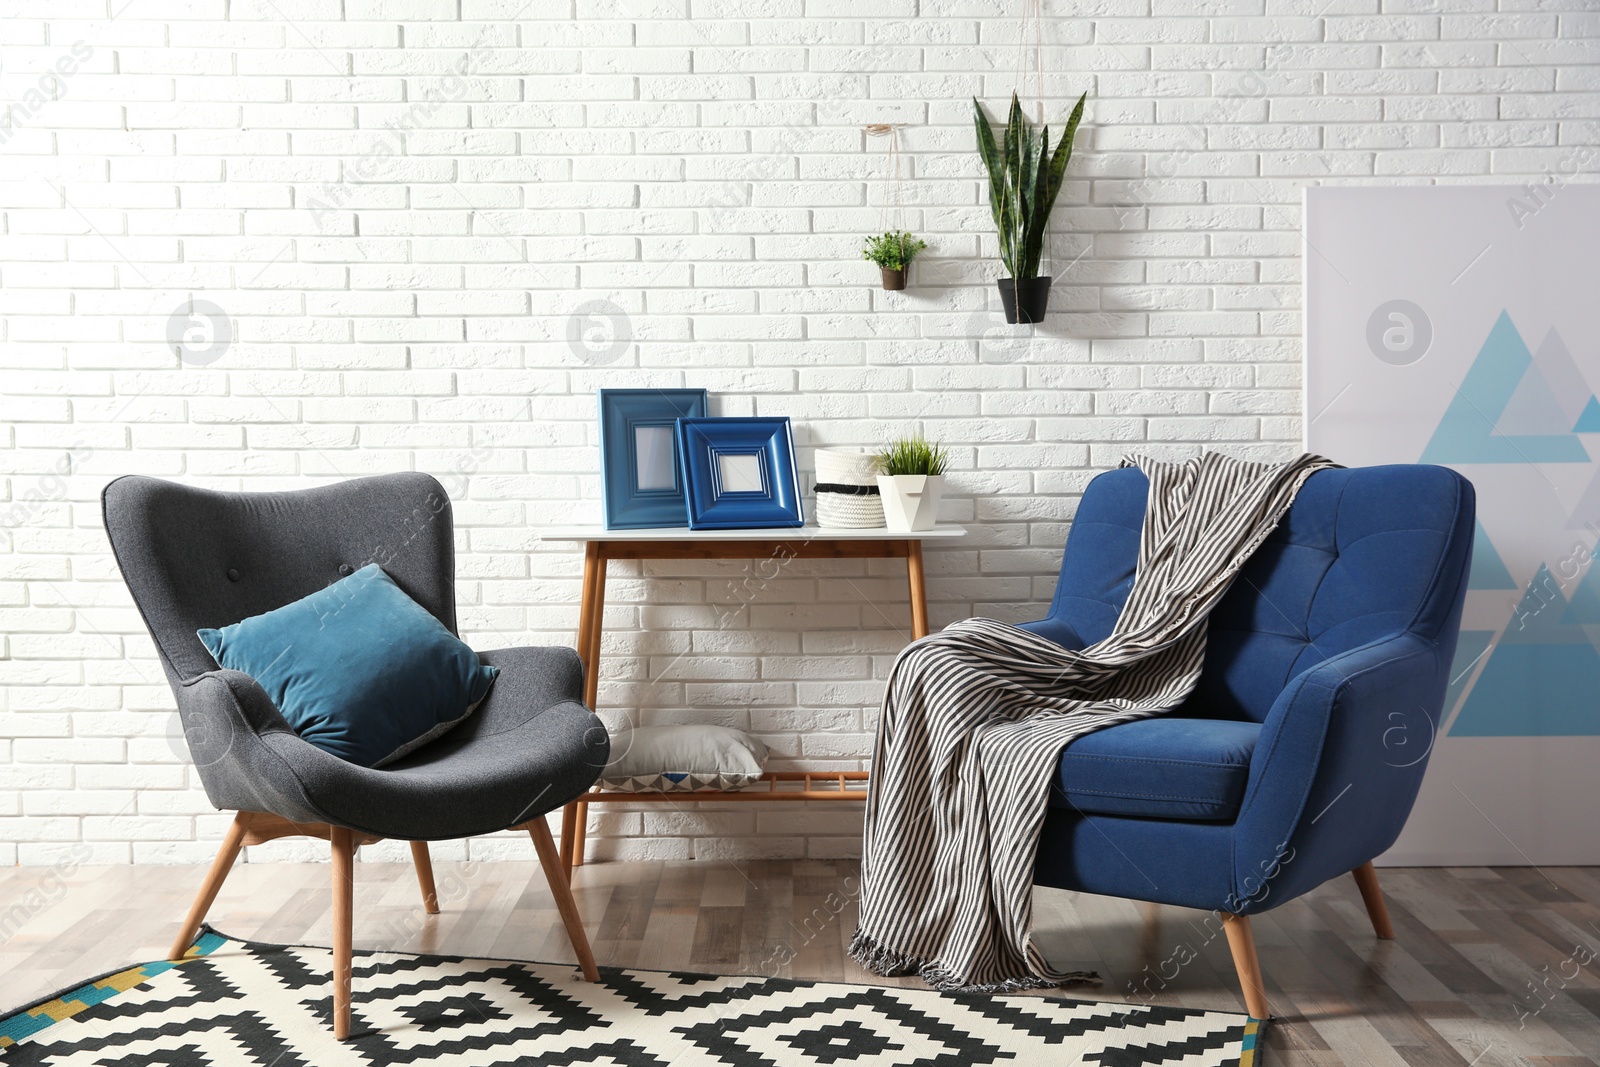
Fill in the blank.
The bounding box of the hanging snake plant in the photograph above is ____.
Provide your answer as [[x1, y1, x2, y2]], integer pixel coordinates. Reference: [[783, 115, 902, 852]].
[[972, 91, 1086, 281]]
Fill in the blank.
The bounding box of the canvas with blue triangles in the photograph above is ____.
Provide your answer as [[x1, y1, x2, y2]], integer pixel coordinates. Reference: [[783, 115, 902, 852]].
[[1429, 312, 1600, 737], [1576, 396, 1600, 433], [1562, 554, 1600, 627], [1467, 521, 1515, 591], [1421, 312, 1592, 465], [1450, 563, 1600, 737]]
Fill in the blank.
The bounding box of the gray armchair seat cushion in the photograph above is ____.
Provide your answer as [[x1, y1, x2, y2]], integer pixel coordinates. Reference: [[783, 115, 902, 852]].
[[334, 648, 605, 838], [182, 649, 605, 840], [104, 473, 608, 842]]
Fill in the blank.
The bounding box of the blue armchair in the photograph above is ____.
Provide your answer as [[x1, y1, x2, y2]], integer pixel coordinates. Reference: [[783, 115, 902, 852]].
[[1020, 463, 1475, 1018]]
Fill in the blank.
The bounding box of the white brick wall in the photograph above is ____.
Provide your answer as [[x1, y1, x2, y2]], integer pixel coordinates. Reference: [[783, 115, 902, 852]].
[[1, 1, 1596, 866]]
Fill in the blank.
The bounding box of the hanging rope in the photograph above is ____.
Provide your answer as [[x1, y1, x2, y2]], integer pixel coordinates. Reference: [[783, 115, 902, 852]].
[[1013, 0, 1051, 276], [865, 122, 909, 262]]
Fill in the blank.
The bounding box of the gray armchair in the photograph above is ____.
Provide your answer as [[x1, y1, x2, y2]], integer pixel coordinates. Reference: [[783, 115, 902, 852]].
[[102, 472, 609, 1040]]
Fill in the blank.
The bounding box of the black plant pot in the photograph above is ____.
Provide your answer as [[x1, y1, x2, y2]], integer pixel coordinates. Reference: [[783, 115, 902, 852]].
[[881, 268, 906, 291], [997, 276, 1052, 324]]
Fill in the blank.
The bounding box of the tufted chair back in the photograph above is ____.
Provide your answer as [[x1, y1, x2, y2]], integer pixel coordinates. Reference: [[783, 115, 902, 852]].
[[102, 473, 457, 693], [1035, 464, 1476, 723]]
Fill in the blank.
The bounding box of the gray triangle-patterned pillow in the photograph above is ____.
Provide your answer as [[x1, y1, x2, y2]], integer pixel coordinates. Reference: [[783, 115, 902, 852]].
[[600, 725, 768, 792]]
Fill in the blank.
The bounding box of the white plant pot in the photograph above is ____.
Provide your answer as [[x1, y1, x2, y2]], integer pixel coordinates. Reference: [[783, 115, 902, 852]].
[[878, 474, 944, 532]]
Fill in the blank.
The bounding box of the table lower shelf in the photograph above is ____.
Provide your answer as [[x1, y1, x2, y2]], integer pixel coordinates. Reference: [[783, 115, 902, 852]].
[[560, 532, 934, 874], [578, 770, 869, 804]]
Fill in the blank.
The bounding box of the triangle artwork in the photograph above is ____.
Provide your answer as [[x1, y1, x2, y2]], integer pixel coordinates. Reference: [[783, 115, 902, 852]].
[[1426, 312, 1600, 737], [1420, 311, 1592, 466], [1467, 520, 1516, 591], [1450, 563, 1600, 736]]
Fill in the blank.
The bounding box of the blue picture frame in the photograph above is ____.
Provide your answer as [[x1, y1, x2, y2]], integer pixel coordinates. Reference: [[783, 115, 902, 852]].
[[599, 388, 709, 529], [675, 417, 804, 530]]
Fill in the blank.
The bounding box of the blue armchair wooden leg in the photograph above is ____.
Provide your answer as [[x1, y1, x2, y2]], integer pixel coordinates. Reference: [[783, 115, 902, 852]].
[[1137, 901, 1162, 962], [1221, 913, 1270, 1019], [1351, 862, 1396, 939]]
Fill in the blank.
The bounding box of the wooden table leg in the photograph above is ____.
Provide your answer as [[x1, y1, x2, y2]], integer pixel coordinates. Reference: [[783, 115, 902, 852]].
[[576, 541, 600, 692], [570, 801, 591, 867], [568, 543, 606, 872], [566, 809, 585, 876], [583, 545, 606, 707], [906, 540, 929, 640], [563, 542, 602, 871]]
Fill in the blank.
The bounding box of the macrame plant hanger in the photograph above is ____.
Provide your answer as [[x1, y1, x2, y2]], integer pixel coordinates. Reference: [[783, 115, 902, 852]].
[[1016, 0, 1052, 285], [864, 123, 908, 266]]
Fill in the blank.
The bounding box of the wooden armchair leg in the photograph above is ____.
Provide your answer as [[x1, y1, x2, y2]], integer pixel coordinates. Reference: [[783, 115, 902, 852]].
[[1137, 901, 1162, 963], [167, 812, 252, 960], [526, 817, 601, 982], [331, 827, 356, 1041], [1351, 861, 1396, 939], [409, 841, 440, 914], [1221, 913, 1271, 1019]]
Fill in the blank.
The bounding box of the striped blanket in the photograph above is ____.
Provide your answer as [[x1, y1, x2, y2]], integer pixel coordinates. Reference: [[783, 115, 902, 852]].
[[849, 452, 1337, 992]]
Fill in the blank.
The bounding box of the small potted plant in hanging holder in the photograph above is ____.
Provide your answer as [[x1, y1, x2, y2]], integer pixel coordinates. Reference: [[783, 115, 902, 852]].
[[876, 433, 948, 532], [973, 90, 1086, 323], [862, 230, 928, 291]]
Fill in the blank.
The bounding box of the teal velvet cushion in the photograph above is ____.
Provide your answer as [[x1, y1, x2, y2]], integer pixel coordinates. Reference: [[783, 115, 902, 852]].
[[197, 564, 499, 768]]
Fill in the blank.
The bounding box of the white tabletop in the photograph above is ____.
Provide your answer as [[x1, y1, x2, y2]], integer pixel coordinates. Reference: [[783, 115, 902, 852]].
[[538, 524, 967, 542]]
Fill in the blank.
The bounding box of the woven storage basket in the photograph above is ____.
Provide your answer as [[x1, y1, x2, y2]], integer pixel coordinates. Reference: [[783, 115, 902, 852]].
[[814, 448, 885, 529]]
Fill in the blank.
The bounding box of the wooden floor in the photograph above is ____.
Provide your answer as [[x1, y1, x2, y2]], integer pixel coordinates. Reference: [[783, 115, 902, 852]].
[[1, 857, 1597, 1064]]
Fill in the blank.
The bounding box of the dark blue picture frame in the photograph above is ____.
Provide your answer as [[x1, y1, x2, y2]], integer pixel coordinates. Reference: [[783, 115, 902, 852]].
[[599, 388, 709, 529], [675, 417, 804, 530]]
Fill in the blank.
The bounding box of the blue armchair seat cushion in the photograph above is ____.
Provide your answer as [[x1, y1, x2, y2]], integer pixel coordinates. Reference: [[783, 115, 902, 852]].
[[1050, 717, 1260, 822]]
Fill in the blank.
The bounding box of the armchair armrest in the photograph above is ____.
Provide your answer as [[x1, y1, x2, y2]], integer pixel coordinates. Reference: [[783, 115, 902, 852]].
[[1229, 631, 1451, 911], [175, 669, 334, 824]]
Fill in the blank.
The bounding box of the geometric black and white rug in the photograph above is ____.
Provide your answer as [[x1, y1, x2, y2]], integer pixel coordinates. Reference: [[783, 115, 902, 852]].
[[0, 927, 1265, 1065]]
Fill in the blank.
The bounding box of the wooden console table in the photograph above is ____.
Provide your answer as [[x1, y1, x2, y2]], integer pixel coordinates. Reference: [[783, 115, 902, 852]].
[[539, 523, 967, 875]]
